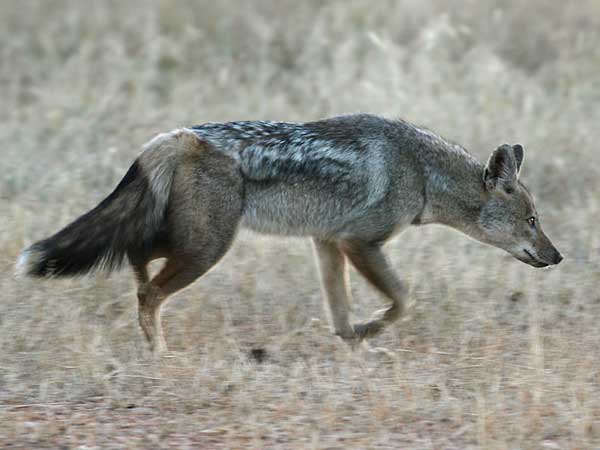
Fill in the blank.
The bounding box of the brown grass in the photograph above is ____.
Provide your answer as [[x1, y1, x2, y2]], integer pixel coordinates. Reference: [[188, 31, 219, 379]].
[[1, 0, 600, 448]]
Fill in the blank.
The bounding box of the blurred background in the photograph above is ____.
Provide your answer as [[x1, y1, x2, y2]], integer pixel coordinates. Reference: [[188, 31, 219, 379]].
[[1, 0, 599, 448]]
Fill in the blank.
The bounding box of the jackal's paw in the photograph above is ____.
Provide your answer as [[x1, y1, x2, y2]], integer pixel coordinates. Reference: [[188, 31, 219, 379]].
[[149, 338, 168, 357], [353, 319, 385, 340], [335, 329, 361, 349]]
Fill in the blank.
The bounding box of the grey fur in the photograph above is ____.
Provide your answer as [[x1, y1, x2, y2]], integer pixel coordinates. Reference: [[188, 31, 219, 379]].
[[192, 115, 561, 263], [18, 114, 562, 353]]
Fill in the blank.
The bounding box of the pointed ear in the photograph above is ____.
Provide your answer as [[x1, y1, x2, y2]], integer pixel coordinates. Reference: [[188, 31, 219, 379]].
[[483, 144, 519, 192], [512, 143, 524, 174]]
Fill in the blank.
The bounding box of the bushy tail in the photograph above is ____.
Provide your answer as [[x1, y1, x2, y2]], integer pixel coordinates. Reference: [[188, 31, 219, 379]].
[[15, 129, 191, 278]]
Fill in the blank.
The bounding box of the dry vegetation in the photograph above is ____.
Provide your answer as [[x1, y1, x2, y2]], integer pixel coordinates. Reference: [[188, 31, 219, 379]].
[[1, 0, 600, 448]]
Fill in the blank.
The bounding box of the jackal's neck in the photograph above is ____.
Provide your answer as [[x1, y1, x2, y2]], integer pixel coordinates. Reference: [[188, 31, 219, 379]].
[[419, 150, 486, 235]]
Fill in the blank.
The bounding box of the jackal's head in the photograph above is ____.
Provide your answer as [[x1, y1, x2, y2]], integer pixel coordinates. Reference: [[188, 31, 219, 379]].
[[476, 144, 562, 268]]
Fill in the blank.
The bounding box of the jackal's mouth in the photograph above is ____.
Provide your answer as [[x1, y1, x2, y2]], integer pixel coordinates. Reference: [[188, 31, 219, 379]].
[[522, 249, 549, 268]]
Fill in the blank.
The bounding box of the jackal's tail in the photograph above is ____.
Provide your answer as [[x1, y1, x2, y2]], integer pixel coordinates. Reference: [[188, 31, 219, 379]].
[[16, 129, 199, 278]]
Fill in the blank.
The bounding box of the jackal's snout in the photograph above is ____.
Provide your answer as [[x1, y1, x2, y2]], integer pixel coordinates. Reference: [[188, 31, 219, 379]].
[[535, 229, 563, 267], [538, 245, 563, 266], [550, 249, 563, 265], [522, 236, 563, 268]]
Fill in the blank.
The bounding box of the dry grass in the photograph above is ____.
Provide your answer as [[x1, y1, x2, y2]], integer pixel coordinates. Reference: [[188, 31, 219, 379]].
[[1, 0, 600, 448]]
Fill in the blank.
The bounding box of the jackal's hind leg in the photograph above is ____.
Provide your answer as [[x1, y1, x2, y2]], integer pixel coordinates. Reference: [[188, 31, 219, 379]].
[[133, 258, 183, 354], [340, 241, 407, 341], [133, 136, 243, 354], [312, 239, 356, 343], [135, 252, 237, 354]]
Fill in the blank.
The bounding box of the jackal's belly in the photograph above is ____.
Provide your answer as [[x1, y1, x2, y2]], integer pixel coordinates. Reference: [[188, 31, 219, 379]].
[[240, 178, 408, 240], [241, 199, 341, 237]]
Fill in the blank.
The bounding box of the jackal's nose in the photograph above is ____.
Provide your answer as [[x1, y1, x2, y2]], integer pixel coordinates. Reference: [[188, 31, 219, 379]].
[[553, 251, 563, 265]]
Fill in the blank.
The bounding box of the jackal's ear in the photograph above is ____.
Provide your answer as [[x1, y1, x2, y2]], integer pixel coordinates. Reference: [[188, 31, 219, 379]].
[[512, 144, 524, 174], [483, 144, 519, 192]]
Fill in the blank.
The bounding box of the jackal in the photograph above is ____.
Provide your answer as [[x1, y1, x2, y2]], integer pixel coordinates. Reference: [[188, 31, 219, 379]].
[[16, 114, 562, 352]]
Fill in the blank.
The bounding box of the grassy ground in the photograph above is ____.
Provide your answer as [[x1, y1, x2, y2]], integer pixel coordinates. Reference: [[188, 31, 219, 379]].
[[1, 1, 600, 448]]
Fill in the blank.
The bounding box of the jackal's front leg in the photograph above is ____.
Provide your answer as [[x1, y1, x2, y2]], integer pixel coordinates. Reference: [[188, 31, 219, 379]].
[[312, 239, 357, 343], [340, 241, 407, 340]]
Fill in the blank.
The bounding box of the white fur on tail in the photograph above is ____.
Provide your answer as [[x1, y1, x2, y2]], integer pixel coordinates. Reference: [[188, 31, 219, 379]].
[[15, 247, 40, 278]]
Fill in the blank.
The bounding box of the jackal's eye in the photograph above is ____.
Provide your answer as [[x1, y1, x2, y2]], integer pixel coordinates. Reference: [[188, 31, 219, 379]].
[[527, 217, 536, 227]]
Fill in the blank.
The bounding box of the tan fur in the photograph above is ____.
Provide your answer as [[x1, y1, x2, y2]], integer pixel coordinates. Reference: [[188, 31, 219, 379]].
[[133, 129, 244, 353]]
